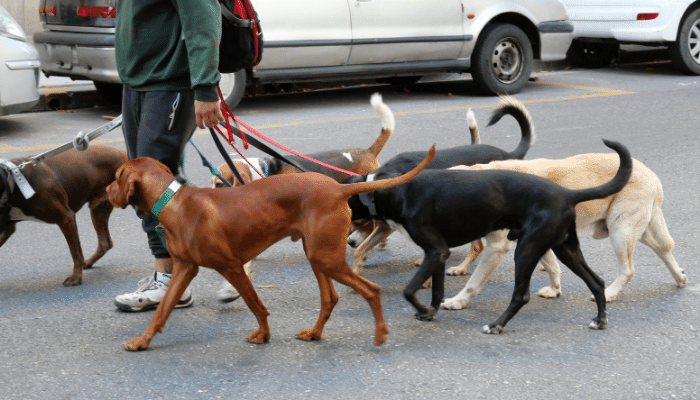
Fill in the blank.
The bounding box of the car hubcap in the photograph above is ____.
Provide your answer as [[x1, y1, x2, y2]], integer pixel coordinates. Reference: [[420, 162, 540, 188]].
[[219, 72, 236, 100], [687, 18, 700, 64], [491, 38, 523, 84]]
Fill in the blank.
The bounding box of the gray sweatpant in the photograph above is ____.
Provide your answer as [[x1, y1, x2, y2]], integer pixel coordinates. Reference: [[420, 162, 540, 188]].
[[121, 85, 197, 258]]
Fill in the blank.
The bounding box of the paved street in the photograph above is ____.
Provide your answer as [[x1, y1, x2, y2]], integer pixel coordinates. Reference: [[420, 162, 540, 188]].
[[0, 53, 699, 399]]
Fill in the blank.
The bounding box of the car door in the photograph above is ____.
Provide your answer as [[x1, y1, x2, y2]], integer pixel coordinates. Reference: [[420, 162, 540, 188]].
[[347, 0, 465, 64], [254, 0, 352, 70]]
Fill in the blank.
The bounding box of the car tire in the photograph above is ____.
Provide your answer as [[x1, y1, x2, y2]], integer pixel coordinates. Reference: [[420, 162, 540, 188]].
[[471, 23, 533, 96], [93, 81, 123, 105], [219, 69, 248, 108], [669, 8, 700, 75], [566, 40, 619, 69]]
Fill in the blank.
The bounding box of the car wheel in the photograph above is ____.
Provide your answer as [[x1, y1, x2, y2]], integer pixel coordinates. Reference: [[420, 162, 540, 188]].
[[93, 81, 123, 105], [670, 8, 700, 75], [471, 23, 533, 95], [219, 69, 248, 108], [566, 40, 619, 68]]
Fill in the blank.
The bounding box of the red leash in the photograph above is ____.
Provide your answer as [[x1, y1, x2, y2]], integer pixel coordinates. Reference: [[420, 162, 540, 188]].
[[216, 87, 359, 177]]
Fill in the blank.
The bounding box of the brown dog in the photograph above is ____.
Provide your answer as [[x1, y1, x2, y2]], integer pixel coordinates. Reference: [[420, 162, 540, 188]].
[[212, 93, 394, 188], [0, 145, 127, 286], [106, 145, 435, 351]]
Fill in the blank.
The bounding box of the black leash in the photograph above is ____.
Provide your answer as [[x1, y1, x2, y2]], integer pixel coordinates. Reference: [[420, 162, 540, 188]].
[[209, 128, 247, 186]]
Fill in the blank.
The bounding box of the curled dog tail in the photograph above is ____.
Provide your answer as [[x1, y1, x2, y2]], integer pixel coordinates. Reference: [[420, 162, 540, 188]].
[[568, 139, 633, 205], [466, 109, 481, 144], [368, 93, 395, 157], [341, 144, 436, 198], [487, 96, 535, 159]]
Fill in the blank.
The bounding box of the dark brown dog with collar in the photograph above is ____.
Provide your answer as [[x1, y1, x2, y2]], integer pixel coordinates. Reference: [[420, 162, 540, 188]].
[[106, 145, 435, 351], [0, 145, 127, 286]]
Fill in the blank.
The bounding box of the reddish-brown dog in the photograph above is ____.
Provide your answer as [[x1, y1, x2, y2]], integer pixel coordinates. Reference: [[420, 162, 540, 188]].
[[0, 145, 127, 285], [106, 145, 435, 351]]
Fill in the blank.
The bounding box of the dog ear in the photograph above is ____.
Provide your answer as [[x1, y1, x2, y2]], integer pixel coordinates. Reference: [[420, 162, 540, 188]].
[[124, 173, 141, 207]]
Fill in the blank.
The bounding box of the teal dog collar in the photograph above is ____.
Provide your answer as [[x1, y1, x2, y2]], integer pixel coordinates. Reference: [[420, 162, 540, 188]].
[[151, 180, 183, 218]]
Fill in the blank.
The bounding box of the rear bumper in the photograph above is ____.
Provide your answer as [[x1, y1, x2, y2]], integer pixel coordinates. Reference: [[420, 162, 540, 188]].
[[0, 37, 41, 116], [33, 30, 120, 84]]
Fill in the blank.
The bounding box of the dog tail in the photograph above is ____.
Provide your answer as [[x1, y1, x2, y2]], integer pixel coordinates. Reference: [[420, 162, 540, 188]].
[[466, 109, 481, 144], [568, 139, 633, 205], [487, 96, 535, 159], [368, 93, 395, 157], [341, 144, 436, 198]]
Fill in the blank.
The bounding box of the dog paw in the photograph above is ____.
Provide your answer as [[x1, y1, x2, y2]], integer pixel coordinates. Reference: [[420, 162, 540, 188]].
[[441, 297, 468, 310], [677, 271, 687, 288], [248, 329, 271, 344], [446, 266, 468, 276], [123, 338, 149, 351], [414, 307, 437, 321], [62, 274, 83, 286], [589, 315, 608, 330], [374, 325, 389, 346], [295, 329, 322, 342], [482, 324, 503, 334], [537, 286, 561, 299]]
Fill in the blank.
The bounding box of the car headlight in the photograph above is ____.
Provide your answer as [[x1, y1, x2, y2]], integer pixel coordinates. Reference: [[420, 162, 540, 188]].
[[0, 6, 27, 42]]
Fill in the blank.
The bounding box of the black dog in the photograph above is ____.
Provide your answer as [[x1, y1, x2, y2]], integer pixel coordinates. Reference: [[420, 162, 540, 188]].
[[348, 97, 535, 271], [345, 139, 633, 333]]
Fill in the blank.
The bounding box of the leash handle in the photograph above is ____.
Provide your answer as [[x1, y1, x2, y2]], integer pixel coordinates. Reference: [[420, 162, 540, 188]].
[[209, 128, 247, 186]]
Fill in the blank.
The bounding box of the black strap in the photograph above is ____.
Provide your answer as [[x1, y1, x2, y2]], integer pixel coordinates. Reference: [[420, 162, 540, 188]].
[[220, 122, 310, 173], [220, 3, 254, 28], [209, 128, 247, 186]]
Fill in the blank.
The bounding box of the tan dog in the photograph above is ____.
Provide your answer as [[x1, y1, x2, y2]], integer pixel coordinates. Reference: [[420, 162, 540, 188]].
[[211, 92, 394, 188], [0, 145, 127, 285], [106, 146, 435, 351], [441, 153, 685, 311]]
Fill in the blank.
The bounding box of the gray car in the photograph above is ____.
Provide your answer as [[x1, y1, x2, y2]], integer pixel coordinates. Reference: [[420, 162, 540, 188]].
[[34, 0, 573, 108]]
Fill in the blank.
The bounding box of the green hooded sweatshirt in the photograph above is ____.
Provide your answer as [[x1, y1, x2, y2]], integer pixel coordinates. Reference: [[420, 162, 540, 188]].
[[115, 0, 221, 102]]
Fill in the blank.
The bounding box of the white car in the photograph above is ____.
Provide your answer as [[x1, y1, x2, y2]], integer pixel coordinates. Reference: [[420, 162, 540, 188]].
[[34, 0, 573, 108], [0, 5, 41, 117], [563, 0, 700, 74]]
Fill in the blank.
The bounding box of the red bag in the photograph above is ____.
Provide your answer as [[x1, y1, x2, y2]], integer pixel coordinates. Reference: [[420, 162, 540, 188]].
[[219, 0, 263, 73]]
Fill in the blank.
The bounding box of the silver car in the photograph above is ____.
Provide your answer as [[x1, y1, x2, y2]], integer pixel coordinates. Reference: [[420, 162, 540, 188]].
[[34, 0, 572, 108], [0, 5, 41, 117]]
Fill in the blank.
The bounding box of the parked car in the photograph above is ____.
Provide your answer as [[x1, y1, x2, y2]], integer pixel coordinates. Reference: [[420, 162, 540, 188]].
[[562, 0, 700, 74], [34, 0, 573, 108], [0, 5, 41, 117]]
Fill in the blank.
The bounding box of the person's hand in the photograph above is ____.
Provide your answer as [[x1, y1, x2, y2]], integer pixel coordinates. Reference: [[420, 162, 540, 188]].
[[195, 100, 225, 129]]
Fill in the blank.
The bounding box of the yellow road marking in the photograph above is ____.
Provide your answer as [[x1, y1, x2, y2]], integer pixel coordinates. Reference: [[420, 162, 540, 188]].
[[1, 80, 635, 155]]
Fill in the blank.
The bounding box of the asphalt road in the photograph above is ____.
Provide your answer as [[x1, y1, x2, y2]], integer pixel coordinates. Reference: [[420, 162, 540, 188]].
[[0, 52, 698, 399]]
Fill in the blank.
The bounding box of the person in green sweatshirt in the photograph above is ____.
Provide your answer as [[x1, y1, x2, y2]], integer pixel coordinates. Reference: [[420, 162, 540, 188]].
[[113, 0, 224, 312]]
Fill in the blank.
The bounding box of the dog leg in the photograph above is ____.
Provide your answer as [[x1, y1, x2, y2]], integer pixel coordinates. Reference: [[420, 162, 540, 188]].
[[84, 198, 115, 268], [483, 231, 551, 334], [217, 260, 271, 344], [57, 212, 87, 286], [640, 207, 686, 288], [552, 228, 607, 330], [536, 249, 562, 298], [352, 222, 394, 275], [442, 230, 510, 310], [296, 271, 338, 342], [0, 222, 17, 248], [124, 261, 200, 351], [405, 248, 449, 321], [446, 239, 485, 276]]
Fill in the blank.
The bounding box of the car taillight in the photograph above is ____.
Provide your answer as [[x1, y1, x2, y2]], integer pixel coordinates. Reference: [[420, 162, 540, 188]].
[[637, 13, 659, 21], [39, 6, 56, 16], [77, 6, 117, 18]]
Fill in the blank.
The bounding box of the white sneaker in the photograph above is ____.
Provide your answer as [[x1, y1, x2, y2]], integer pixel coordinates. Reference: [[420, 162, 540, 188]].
[[217, 262, 254, 303], [115, 271, 193, 312]]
